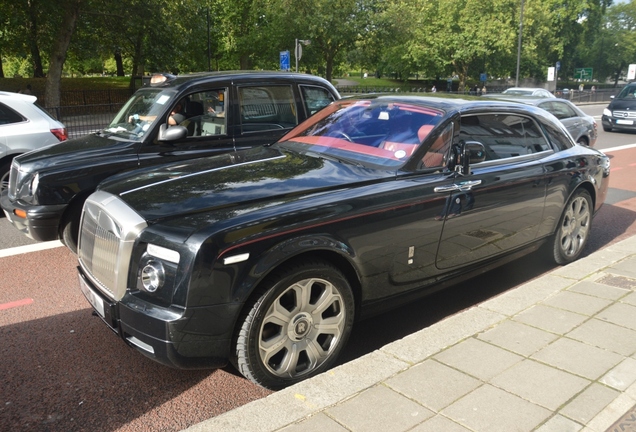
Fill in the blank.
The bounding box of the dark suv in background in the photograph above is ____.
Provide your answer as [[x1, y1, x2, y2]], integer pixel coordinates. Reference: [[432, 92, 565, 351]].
[[1, 71, 340, 252], [602, 82, 636, 132]]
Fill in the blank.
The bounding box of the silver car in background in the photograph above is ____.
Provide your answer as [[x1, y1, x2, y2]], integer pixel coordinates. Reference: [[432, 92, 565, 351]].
[[0, 91, 67, 194], [501, 87, 556, 98], [490, 96, 597, 147]]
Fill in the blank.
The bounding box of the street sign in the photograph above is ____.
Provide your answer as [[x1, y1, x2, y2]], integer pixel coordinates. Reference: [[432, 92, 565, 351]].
[[628, 64, 636, 80], [556, 61, 561, 71], [547, 67, 555, 82], [575, 67, 593, 80], [280, 51, 290, 71]]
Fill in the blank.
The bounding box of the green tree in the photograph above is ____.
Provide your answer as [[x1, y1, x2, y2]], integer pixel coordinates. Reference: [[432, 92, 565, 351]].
[[588, 1, 636, 84], [270, 0, 374, 80]]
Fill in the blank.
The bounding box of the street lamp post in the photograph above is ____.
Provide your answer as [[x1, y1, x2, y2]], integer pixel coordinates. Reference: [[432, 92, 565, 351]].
[[295, 39, 311, 73], [515, 0, 525, 87]]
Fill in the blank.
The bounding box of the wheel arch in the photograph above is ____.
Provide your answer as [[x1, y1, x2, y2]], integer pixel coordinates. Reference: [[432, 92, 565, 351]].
[[233, 236, 363, 322], [571, 180, 596, 212], [57, 188, 95, 248]]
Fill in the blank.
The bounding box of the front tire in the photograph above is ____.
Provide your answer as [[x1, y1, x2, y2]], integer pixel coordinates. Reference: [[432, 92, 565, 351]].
[[58, 201, 83, 254], [551, 189, 592, 265], [233, 260, 355, 390]]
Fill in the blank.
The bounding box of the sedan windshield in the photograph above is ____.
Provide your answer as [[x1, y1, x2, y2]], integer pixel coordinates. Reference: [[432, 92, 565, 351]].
[[103, 89, 173, 139], [279, 99, 444, 168], [616, 85, 636, 100]]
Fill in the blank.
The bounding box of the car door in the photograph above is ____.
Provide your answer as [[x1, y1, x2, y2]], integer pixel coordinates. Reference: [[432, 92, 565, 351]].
[[435, 112, 548, 270], [375, 122, 456, 291], [138, 86, 237, 165], [233, 84, 301, 151]]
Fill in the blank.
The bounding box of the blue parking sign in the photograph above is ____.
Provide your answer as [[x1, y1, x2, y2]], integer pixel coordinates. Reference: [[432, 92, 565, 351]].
[[280, 51, 290, 71]]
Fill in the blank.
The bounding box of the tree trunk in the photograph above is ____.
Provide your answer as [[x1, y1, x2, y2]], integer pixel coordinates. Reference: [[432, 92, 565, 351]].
[[26, 2, 45, 78], [129, 32, 143, 90], [239, 54, 251, 70], [115, 50, 124, 76], [44, 0, 81, 108], [0, 55, 4, 78]]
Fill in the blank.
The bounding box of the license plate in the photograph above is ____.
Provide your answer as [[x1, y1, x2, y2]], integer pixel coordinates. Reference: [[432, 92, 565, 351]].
[[79, 274, 105, 318], [616, 119, 634, 125]]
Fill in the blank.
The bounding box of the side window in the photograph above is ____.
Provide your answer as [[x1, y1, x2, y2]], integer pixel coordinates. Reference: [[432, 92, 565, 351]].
[[459, 114, 550, 160], [542, 121, 572, 150], [0, 102, 25, 125], [239, 85, 298, 133], [177, 88, 227, 137], [300, 85, 336, 116], [541, 102, 575, 120]]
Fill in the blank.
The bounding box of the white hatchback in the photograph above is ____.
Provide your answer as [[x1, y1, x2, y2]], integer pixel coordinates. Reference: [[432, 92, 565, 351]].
[[0, 91, 67, 194]]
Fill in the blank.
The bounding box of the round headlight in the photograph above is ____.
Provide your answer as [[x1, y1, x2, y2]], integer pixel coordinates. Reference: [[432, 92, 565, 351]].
[[29, 173, 40, 196], [141, 261, 165, 292]]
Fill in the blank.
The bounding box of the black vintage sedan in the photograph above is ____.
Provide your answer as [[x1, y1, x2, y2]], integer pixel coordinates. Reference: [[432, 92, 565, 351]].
[[76, 95, 610, 390], [1, 71, 339, 252]]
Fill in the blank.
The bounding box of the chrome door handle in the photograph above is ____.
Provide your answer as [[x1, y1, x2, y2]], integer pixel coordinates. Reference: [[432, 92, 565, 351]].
[[434, 180, 482, 193]]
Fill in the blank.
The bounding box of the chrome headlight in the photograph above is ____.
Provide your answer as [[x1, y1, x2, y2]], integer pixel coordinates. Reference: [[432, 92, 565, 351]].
[[141, 261, 165, 292], [603, 108, 611, 117], [136, 243, 180, 296]]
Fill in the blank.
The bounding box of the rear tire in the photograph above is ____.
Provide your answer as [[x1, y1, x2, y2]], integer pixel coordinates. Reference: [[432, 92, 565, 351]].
[[551, 189, 592, 265], [576, 136, 588, 146], [233, 259, 355, 390]]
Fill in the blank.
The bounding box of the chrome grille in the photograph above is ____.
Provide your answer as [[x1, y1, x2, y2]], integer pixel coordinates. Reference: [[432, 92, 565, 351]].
[[613, 111, 636, 119], [78, 191, 147, 301]]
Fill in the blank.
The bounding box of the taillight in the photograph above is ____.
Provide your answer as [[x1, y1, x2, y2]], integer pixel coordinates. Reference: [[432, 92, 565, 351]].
[[51, 128, 68, 141]]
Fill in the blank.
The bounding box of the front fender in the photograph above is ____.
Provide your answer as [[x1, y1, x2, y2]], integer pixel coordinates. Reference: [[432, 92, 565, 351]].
[[231, 234, 359, 304]]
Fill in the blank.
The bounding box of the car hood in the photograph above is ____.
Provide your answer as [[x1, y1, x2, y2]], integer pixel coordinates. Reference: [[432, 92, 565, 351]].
[[608, 99, 636, 111], [100, 145, 393, 222], [15, 133, 139, 172]]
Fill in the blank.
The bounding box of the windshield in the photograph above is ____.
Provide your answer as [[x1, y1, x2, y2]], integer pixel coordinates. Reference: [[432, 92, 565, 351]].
[[104, 89, 174, 139], [616, 85, 636, 100], [503, 89, 533, 96], [279, 99, 444, 168]]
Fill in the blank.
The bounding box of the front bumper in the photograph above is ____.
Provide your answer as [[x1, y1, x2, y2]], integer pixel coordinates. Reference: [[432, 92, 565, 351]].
[[78, 269, 238, 369], [602, 115, 636, 131], [1, 191, 66, 242]]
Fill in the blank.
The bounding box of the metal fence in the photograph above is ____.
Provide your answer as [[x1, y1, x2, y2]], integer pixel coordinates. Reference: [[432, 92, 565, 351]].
[[42, 89, 132, 138], [48, 103, 126, 139]]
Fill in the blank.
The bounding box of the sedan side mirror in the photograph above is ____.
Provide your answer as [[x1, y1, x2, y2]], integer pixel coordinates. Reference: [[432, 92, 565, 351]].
[[157, 124, 187, 142], [454, 141, 485, 175]]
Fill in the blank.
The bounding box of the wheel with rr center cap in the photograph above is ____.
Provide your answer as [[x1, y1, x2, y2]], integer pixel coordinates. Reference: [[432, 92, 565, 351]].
[[233, 259, 354, 390], [551, 189, 592, 265]]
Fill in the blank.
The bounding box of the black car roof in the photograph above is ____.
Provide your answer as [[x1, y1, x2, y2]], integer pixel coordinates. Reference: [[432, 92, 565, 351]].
[[148, 71, 334, 89], [334, 94, 566, 133], [339, 93, 551, 115]]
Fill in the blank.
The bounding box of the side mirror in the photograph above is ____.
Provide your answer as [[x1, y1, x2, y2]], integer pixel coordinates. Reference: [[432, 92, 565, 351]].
[[157, 124, 187, 142], [453, 141, 485, 175], [610, 95, 615, 100]]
